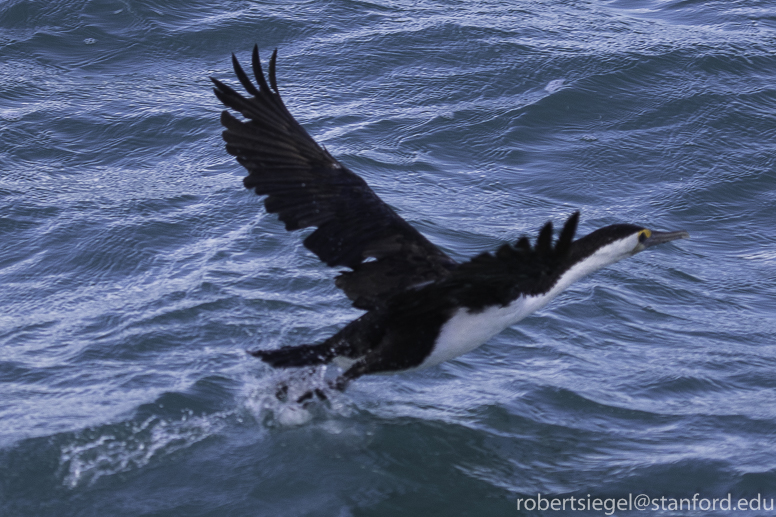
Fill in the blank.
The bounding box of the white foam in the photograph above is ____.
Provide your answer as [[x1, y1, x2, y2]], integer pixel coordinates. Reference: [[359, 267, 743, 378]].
[[59, 411, 227, 488], [544, 79, 565, 93]]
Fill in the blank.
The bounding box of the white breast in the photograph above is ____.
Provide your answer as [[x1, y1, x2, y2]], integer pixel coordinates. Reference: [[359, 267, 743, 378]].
[[417, 239, 632, 370], [418, 293, 549, 369]]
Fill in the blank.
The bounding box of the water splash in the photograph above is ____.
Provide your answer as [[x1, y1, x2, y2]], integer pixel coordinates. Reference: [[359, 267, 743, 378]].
[[242, 366, 355, 427], [59, 410, 228, 488], [544, 79, 565, 93]]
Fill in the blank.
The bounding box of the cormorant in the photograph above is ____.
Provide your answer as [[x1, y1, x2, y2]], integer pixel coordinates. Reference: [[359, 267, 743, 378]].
[[211, 47, 689, 395]]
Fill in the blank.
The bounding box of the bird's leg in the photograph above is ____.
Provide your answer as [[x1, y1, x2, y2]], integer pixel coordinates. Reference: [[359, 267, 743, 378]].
[[274, 367, 322, 403], [327, 352, 394, 392], [275, 383, 289, 402], [291, 359, 366, 403], [292, 351, 395, 403], [295, 388, 328, 404]]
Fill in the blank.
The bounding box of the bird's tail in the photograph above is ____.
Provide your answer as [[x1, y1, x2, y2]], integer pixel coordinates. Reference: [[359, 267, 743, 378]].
[[248, 343, 335, 368]]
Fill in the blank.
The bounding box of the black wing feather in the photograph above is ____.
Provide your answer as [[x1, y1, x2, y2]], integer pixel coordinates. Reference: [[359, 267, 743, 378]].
[[212, 46, 456, 309], [433, 211, 580, 310], [383, 211, 581, 319]]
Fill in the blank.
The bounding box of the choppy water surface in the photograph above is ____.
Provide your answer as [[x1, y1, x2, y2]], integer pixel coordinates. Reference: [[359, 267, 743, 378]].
[[1, 0, 775, 515]]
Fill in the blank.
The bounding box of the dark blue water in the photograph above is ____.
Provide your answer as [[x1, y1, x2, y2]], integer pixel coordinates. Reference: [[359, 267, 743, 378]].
[[2, 0, 776, 515]]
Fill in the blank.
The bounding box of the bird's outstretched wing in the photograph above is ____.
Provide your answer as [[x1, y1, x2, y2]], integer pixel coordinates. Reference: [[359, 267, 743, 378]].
[[211, 46, 456, 310], [447, 211, 580, 303], [386, 212, 581, 316]]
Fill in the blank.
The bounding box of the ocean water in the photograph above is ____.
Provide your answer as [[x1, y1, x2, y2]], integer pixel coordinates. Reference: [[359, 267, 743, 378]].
[[1, 0, 775, 515]]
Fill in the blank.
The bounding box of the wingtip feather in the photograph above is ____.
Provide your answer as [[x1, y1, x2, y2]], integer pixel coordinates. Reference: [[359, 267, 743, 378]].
[[252, 44, 272, 93], [231, 52, 261, 97], [554, 211, 580, 257], [269, 48, 279, 93], [536, 221, 554, 255]]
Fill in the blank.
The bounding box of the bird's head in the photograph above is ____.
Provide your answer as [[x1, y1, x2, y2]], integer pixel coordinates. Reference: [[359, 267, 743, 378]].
[[570, 223, 690, 274]]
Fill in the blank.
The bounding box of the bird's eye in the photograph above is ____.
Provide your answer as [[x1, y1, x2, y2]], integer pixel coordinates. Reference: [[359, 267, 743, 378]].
[[638, 229, 652, 243]]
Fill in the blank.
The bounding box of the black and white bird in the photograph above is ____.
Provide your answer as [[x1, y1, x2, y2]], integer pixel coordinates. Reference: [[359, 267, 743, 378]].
[[211, 47, 689, 394]]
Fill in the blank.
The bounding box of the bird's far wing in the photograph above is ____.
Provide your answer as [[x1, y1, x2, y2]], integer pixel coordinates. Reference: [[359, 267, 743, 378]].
[[212, 46, 456, 310], [412, 211, 581, 312]]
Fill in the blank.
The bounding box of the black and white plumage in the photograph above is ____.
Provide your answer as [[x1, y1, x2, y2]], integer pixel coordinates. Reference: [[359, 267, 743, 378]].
[[211, 47, 689, 393]]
